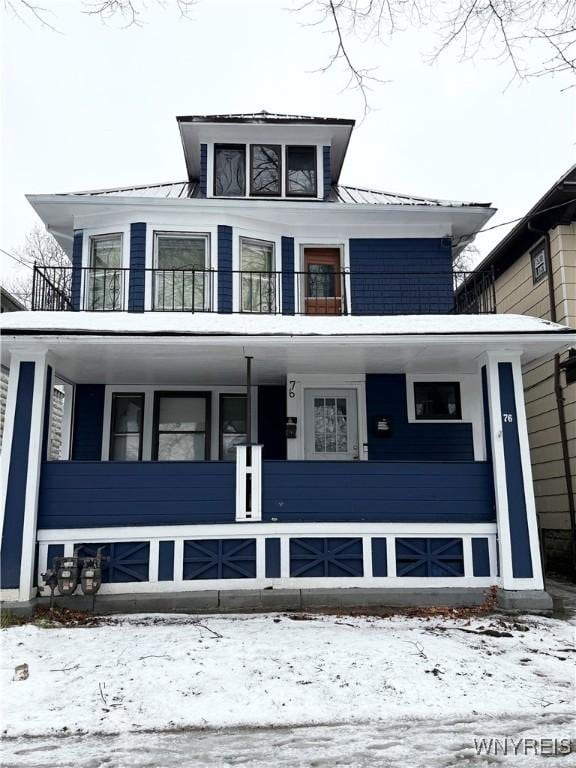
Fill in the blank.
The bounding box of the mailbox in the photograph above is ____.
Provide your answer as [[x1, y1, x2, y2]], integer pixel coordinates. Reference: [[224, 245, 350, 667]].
[[374, 415, 393, 437]]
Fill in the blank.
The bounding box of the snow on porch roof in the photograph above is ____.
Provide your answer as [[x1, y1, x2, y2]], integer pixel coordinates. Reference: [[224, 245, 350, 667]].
[[1, 312, 572, 338], [60, 180, 489, 208]]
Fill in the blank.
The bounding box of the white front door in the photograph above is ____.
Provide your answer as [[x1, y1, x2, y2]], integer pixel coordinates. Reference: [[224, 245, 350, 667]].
[[304, 388, 359, 460]]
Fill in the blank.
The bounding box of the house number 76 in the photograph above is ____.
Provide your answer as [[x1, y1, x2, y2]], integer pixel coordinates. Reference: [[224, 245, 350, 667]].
[[502, 413, 514, 423]]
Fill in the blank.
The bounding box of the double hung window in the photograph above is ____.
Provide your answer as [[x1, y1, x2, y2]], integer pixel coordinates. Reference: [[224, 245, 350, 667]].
[[240, 238, 276, 313], [154, 233, 209, 311], [87, 234, 123, 310]]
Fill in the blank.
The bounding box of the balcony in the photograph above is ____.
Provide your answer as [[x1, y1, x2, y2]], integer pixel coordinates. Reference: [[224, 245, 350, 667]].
[[31, 265, 496, 315]]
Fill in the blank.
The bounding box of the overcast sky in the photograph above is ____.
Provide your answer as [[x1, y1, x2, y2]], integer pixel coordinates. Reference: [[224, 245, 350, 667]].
[[1, 0, 574, 286]]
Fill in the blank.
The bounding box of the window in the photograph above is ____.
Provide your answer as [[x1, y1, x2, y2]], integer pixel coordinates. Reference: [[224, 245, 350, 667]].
[[220, 394, 247, 459], [153, 233, 209, 311], [250, 144, 281, 196], [286, 146, 317, 196], [214, 144, 245, 196], [87, 234, 123, 310], [240, 238, 276, 313], [414, 382, 462, 420], [531, 243, 548, 283], [109, 393, 144, 460], [153, 393, 209, 460]]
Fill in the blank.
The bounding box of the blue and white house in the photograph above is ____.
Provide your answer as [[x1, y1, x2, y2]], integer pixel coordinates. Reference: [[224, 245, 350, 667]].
[[1, 112, 574, 609]]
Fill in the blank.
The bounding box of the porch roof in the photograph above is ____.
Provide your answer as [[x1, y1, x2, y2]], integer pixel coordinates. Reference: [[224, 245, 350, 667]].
[[2, 312, 574, 385]]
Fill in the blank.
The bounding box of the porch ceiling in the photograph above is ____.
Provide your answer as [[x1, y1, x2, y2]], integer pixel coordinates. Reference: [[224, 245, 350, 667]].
[[2, 329, 573, 384]]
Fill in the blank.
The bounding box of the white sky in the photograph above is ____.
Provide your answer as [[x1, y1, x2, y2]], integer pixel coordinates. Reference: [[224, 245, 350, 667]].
[[1, 0, 574, 285]]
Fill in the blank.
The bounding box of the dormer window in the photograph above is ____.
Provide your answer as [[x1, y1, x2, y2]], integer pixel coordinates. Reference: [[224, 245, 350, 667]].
[[250, 144, 281, 196], [214, 144, 245, 196], [286, 145, 317, 196]]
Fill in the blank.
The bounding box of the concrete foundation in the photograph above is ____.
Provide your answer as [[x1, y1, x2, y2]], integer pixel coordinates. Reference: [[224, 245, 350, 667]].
[[0, 586, 554, 615]]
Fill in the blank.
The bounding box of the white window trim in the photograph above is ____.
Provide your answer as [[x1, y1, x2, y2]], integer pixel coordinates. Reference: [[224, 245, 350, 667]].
[[232, 229, 282, 313], [405, 373, 486, 461], [101, 385, 257, 462], [144, 225, 218, 311], [207, 141, 323, 201], [285, 373, 368, 461], [81, 227, 130, 311], [293, 240, 351, 315]]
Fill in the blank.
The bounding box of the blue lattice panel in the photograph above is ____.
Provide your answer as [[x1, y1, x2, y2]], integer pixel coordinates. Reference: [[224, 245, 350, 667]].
[[183, 539, 256, 580], [289, 538, 364, 578], [76, 542, 150, 582], [395, 538, 464, 577]]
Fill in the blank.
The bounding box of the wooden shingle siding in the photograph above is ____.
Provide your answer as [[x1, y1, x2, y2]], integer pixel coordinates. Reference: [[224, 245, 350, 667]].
[[262, 460, 495, 523], [38, 461, 236, 529]]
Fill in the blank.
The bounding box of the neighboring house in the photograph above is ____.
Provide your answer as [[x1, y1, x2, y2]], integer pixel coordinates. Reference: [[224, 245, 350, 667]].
[[468, 166, 576, 579], [1, 111, 574, 610]]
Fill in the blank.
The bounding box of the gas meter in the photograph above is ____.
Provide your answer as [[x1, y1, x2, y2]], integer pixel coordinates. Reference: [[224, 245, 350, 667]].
[[55, 556, 80, 595]]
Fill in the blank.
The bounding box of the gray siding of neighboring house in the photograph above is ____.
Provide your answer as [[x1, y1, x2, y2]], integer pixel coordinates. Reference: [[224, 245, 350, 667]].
[[493, 222, 576, 574]]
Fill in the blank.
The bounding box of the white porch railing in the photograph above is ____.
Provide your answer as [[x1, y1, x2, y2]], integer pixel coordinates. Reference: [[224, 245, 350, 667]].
[[235, 445, 263, 522]]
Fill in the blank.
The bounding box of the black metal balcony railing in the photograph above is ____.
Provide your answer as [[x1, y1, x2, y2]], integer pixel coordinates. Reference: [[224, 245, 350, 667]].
[[31, 265, 496, 315]]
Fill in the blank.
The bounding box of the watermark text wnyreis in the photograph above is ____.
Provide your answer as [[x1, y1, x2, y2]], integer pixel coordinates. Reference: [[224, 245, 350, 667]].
[[474, 738, 572, 756]]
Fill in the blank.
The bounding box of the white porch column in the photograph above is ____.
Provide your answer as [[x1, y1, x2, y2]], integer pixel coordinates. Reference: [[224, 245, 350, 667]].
[[482, 352, 543, 591], [0, 350, 53, 601]]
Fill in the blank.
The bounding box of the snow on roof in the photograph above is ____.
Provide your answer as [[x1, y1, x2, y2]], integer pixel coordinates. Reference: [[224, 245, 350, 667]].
[[1, 312, 572, 337], [60, 181, 487, 208], [176, 110, 355, 125]]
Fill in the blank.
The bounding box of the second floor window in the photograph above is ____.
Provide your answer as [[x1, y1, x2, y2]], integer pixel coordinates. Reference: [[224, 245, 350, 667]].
[[286, 145, 317, 196], [154, 233, 209, 311], [240, 238, 276, 313], [250, 144, 281, 196], [214, 144, 245, 196], [87, 234, 123, 310]]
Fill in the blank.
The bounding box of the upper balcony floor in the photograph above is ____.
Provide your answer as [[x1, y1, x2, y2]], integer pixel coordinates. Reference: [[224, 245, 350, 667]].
[[31, 225, 496, 316]]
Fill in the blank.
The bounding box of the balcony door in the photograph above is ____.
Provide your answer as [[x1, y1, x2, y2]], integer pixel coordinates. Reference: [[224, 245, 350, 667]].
[[153, 393, 210, 460], [304, 389, 358, 461], [303, 248, 342, 315]]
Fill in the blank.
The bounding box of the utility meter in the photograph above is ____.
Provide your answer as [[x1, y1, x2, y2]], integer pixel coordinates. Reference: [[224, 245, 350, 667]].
[[56, 556, 80, 595], [80, 555, 103, 595]]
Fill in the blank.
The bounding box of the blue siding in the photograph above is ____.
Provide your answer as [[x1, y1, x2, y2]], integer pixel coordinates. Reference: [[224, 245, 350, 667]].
[[258, 385, 287, 460], [46, 544, 64, 571], [396, 538, 464, 577], [41, 365, 53, 461], [200, 144, 208, 197], [1, 362, 35, 589], [71, 384, 105, 460], [481, 366, 492, 463], [498, 362, 533, 578], [322, 146, 331, 200], [158, 541, 175, 581], [77, 542, 150, 583], [472, 537, 490, 577], [371, 538, 387, 576], [128, 223, 146, 312], [349, 238, 453, 314], [265, 538, 281, 578], [290, 538, 363, 577], [262, 460, 495, 523], [71, 230, 83, 311], [38, 461, 236, 528], [281, 236, 295, 315], [183, 539, 256, 580], [366, 374, 474, 461], [218, 225, 233, 313]]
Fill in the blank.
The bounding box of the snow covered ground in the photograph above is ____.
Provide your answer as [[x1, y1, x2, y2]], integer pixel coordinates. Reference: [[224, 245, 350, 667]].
[[1, 612, 575, 765]]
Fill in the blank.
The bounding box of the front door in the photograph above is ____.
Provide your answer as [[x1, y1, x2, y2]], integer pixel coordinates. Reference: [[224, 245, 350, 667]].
[[303, 248, 342, 315], [304, 389, 359, 460]]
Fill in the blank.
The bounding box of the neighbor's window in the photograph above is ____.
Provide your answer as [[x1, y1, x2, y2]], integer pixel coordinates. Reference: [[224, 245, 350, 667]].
[[414, 382, 462, 420], [531, 244, 547, 283], [240, 238, 276, 313], [154, 233, 209, 311], [286, 145, 317, 196], [87, 234, 123, 310], [250, 144, 281, 196], [220, 394, 248, 459], [109, 393, 144, 460], [214, 144, 245, 197], [565, 349, 576, 385]]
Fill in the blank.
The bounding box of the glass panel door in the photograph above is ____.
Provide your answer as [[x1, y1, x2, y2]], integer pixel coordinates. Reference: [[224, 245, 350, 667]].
[[87, 234, 123, 310], [153, 393, 210, 460], [304, 388, 358, 460], [303, 248, 342, 315]]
